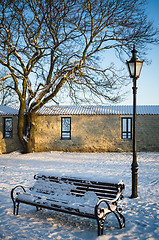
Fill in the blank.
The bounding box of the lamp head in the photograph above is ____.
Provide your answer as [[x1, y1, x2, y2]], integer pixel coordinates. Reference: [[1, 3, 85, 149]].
[[126, 46, 143, 79]]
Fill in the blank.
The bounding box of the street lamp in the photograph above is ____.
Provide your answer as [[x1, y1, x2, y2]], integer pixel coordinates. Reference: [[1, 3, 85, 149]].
[[126, 46, 143, 198]]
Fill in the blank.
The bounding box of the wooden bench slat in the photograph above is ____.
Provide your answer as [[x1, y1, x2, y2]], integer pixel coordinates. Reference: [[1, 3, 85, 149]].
[[70, 192, 116, 200], [74, 186, 118, 193], [71, 190, 117, 198], [72, 182, 118, 190], [33, 187, 118, 199], [36, 175, 119, 187]]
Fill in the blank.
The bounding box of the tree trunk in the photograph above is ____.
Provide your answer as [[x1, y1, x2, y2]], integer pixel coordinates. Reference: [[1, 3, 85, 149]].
[[26, 112, 35, 153], [17, 107, 35, 153], [17, 104, 27, 153]]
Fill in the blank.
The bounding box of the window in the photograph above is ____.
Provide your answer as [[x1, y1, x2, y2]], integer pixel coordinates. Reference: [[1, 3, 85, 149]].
[[121, 117, 132, 139], [3, 117, 13, 138], [61, 117, 71, 139]]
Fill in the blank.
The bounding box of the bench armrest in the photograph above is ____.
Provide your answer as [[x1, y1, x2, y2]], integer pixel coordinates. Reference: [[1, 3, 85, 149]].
[[11, 185, 26, 203], [95, 198, 116, 217], [95, 184, 124, 219]]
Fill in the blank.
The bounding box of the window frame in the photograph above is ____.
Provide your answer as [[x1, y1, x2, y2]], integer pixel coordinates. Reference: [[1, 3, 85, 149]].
[[3, 117, 13, 139], [61, 117, 71, 140], [121, 117, 132, 140]]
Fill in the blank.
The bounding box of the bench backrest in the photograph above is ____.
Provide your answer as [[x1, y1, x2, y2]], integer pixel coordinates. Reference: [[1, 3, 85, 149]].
[[33, 174, 124, 201]]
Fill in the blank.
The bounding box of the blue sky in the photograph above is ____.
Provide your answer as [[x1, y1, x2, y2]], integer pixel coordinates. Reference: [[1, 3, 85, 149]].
[[120, 0, 159, 106]]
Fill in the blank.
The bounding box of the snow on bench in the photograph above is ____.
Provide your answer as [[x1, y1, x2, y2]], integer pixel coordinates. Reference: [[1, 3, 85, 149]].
[[11, 173, 125, 236]]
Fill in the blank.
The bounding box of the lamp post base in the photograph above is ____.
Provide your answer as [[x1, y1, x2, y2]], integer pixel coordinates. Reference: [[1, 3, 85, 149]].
[[131, 162, 138, 198], [131, 193, 138, 199]]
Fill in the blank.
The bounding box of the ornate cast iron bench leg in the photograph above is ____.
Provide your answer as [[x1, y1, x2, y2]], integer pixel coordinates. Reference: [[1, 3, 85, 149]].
[[114, 208, 125, 228], [11, 185, 26, 215], [95, 199, 125, 236], [13, 201, 20, 215], [96, 212, 108, 236]]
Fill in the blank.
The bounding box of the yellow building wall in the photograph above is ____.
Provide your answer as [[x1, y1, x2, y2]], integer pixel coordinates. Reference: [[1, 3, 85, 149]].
[[1, 114, 159, 153], [33, 115, 159, 152], [0, 115, 22, 153]]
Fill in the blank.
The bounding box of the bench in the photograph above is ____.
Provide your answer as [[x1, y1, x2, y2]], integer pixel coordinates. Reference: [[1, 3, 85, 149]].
[[11, 173, 125, 236]]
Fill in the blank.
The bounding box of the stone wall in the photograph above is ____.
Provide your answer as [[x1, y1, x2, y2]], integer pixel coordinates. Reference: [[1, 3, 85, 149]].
[[137, 115, 159, 152], [34, 115, 131, 152], [0, 115, 22, 154], [1, 114, 159, 153], [34, 114, 159, 152]]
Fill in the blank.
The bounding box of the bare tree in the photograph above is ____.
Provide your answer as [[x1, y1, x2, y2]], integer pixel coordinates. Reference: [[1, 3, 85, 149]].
[[0, 0, 158, 152], [0, 67, 18, 105]]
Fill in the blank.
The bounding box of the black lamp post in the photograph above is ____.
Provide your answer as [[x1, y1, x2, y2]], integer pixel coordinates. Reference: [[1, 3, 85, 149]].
[[126, 46, 143, 198]]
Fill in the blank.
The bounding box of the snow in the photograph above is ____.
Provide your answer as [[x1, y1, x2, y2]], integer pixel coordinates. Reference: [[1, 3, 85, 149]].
[[15, 175, 109, 216], [0, 151, 159, 239], [1, 105, 159, 116]]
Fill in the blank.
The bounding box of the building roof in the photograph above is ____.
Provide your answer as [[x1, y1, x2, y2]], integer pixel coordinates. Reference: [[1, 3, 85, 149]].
[[0, 105, 19, 116], [0, 105, 159, 116]]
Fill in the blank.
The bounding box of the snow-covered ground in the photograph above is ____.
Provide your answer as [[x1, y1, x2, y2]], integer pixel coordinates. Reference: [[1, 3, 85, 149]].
[[0, 151, 158, 240]]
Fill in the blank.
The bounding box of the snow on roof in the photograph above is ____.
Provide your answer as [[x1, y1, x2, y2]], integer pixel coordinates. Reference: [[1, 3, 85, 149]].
[[0, 105, 159, 116], [37, 105, 159, 115], [0, 105, 19, 116]]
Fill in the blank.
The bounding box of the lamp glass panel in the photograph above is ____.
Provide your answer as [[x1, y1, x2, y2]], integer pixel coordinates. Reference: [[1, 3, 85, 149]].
[[128, 62, 135, 77], [136, 61, 143, 77]]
